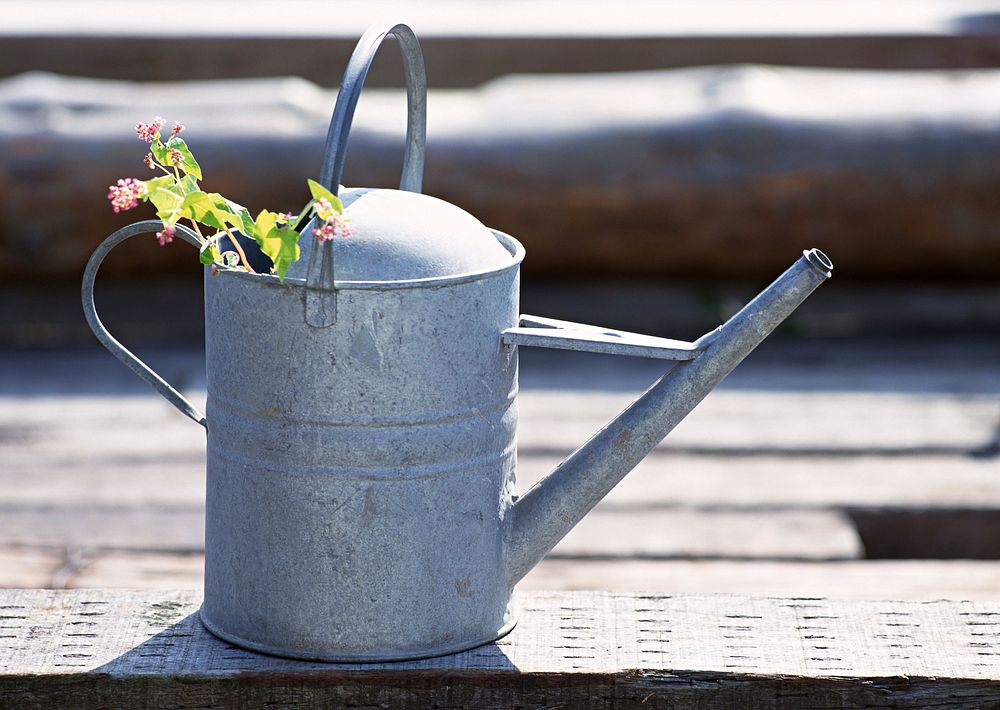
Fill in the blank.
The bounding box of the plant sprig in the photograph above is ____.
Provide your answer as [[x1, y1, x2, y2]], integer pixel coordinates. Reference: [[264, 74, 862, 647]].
[[106, 118, 352, 281]]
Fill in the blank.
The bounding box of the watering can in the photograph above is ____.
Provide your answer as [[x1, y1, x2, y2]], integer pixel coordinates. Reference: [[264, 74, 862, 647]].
[[82, 23, 833, 661]]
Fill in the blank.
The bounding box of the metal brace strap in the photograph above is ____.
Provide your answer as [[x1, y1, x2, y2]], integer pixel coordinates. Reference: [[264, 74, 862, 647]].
[[501, 315, 718, 361]]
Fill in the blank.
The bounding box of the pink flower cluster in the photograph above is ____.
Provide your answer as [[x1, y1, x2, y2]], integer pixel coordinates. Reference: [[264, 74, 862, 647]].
[[135, 117, 164, 143], [156, 225, 176, 246], [107, 178, 148, 213], [313, 214, 352, 242], [135, 118, 184, 144]]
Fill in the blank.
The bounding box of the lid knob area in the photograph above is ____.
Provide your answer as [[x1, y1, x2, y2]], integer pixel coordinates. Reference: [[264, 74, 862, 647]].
[[288, 188, 513, 283]]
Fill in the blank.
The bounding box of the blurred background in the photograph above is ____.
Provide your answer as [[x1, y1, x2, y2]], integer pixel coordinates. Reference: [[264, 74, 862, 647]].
[[1, 1, 998, 597]]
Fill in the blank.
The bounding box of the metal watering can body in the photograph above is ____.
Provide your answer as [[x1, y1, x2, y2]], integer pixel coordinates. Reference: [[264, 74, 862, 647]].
[[82, 24, 833, 661], [200, 237, 524, 660]]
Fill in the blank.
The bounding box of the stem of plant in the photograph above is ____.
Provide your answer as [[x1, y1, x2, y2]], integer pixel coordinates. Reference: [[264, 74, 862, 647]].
[[222, 226, 255, 274], [189, 220, 207, 245], [291, 199, 316, 231]]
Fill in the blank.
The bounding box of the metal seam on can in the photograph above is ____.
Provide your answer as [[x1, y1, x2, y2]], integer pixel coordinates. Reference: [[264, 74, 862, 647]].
[[205, 390, 518, 428], [207, 440, 517, 479]]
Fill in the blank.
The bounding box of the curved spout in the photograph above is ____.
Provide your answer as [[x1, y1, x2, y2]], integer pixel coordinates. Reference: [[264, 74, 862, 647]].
[[505, 249, 833, 586]]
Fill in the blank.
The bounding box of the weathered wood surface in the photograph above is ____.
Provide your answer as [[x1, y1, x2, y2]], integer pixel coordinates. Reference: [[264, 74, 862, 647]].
[[6, 68, 1000, 282], [2, 589, 1000, 709], [0, 338, 998, 596], [44, 553, 1000, 602], [7, 0, 1000, 88]]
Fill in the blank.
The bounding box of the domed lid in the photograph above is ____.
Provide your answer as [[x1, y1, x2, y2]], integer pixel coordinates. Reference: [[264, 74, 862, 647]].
[[286, 187, 514, 283]]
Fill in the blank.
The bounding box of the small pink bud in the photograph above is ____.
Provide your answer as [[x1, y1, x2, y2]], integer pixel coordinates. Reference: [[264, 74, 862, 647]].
[[314, 198, 338, 221], [312, 214, 351, 242], [168, 149, 184, 167], [170, 121, 185, 137], [155, 225, 176, 246]]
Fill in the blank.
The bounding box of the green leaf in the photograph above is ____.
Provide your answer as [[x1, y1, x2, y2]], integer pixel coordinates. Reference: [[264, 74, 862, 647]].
[[149, 139, 170, 166], [165, 137, 203, 180], [143, 175, 184, 224], [307, 179, 343, 214], [222, 196, 255, 235], [181, 191, 250, 235], [181, 191, 226, 231], [254, 209, 301, 282], [199, 239, 220, 265], [180, 173, 200, 193]]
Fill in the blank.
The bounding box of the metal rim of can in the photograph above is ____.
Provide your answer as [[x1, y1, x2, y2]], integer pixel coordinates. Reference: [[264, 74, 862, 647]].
[[211, 230, 525, 292]]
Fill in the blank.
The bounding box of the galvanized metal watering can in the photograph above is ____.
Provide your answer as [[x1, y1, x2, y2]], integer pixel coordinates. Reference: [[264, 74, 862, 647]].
[[82, 23, 833, 661]]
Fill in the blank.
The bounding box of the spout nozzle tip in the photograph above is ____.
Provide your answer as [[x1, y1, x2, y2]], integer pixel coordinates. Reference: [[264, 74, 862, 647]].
[[804, 248, 833, 277]]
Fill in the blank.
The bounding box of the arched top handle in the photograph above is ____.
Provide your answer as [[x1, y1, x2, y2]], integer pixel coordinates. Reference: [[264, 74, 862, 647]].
[[318, 22, 427, 195], [307, 22, 427, 328]]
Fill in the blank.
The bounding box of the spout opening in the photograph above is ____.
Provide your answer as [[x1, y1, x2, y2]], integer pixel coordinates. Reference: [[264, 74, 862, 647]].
[[804, 248, 833, 277]]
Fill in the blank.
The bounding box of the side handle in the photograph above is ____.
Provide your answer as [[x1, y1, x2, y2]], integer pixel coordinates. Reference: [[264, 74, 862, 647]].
[[502, 315, 715, 361], [81, 220, 207, 428]]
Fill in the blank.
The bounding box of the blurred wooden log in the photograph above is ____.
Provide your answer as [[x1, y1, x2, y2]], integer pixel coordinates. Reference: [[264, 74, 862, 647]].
[[8, 0, 1000, 87], [3, 68, 1000, 282]]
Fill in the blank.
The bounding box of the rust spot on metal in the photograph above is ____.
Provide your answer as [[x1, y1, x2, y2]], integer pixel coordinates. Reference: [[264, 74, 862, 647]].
[[455, 577, 473, 598], [613, 429, 631, 451]]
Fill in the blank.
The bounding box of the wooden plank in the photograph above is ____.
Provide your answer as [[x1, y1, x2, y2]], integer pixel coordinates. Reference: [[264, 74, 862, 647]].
[[0, 506, 859, 560], [522, 559, 1000, 601], [2, 346, 995, 565], [551, 510, 861, 560], [24, 549, 1000, 602], [516, 389, 1000, 455], [0, 506, 204, 552], [67, 552, 204, 590], [3, 387, 996, 479], [517, 454, 1000, 510], [0, 549, 63, 589], [6, 450, 998, 512], [1, 589, 1000, 708], [0, 464, 205, 506], [5, 370, 994, 464], [5, 382, 996, 511]]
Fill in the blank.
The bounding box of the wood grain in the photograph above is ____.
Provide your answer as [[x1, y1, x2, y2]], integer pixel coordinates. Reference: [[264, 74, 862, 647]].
[[50, 552, 1000, 602], [1, 589, 1000, 708], [0, 506, 863, 561]]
